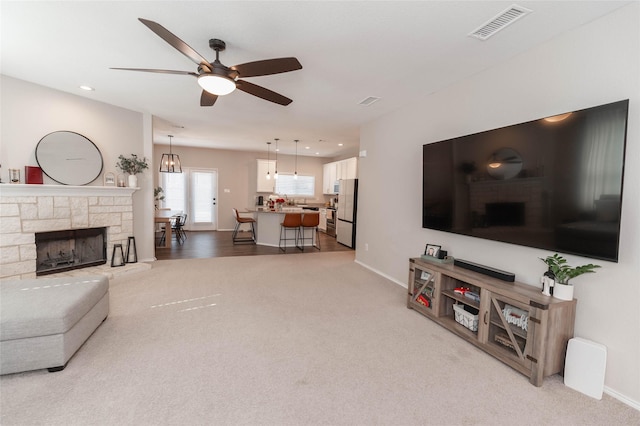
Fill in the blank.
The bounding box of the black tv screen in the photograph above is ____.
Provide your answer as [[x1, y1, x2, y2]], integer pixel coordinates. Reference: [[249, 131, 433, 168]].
[[423, 100, 629, 262]]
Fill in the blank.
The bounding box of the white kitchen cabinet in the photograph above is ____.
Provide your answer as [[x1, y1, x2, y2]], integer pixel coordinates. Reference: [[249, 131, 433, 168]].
[[257, 159, 276, 193], [323, 157, 357, 194], [322, 162, 337, 194], [337, 157, 358, 180], [343, 157, 358, 179], [336, 160, 345, 181]]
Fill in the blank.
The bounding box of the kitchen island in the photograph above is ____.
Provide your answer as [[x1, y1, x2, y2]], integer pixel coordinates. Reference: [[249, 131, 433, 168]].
[[246, 208, 319, 248]]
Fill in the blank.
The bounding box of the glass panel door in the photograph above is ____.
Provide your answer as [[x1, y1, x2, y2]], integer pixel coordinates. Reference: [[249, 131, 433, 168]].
[[190, 169, 218, 231], [160, 168, 218, 231]]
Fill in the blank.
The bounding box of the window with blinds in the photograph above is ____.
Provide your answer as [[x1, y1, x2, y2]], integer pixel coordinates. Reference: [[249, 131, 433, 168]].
[[275, 174, 315, 196]]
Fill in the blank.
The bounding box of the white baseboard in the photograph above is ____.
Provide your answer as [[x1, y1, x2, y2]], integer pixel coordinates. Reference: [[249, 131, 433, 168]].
[[354, 259, 406, 289], [604, 386, 640, 411]]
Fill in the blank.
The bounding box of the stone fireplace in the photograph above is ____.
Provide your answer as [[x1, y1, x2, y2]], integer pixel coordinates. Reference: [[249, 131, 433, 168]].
[[0, 185, 137, 279]]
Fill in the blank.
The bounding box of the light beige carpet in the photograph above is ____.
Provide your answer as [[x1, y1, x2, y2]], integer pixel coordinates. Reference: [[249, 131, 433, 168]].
[[1, 252, 638, 425]]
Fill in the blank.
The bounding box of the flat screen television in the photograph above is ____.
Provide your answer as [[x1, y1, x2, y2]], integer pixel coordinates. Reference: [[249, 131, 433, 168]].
[[423, 99, 629, 262]]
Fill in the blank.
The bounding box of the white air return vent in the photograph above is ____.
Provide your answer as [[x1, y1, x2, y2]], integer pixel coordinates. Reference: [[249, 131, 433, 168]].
[[359, 96, 380, 106], [469, 4, 532, 40]]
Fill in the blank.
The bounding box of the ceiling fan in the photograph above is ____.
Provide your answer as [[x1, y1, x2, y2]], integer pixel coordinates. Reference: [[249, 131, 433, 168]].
[[111, 18, 302, 107]]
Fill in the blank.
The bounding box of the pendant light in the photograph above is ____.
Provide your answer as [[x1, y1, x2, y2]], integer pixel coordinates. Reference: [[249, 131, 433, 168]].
[[274, 138, 279, 180], [159, 135, 182, 173], [265, 141, 271, 180], [294, 139, 299, 179]]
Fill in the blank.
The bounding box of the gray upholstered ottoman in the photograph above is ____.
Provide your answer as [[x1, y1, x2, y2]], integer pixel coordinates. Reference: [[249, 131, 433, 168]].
[[0, 275, 109, 375]]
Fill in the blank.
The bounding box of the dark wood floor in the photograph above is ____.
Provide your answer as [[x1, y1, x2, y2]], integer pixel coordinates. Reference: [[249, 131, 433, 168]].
[[155, 229, 352, 260]]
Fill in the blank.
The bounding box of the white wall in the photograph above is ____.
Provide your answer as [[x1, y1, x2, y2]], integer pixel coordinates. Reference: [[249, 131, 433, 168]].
[[0, 76, 155, 262], [357, 4, 640, 406]]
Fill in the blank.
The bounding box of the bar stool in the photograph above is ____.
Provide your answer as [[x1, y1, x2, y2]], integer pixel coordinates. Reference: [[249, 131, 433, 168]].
[[279, 213, 302, 252], [232, 208, 256, 244], [299, 213, 321, 251]]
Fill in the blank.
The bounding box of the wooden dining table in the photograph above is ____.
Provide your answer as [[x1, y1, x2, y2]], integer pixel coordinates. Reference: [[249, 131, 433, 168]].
[[154, 210, 181, 248]]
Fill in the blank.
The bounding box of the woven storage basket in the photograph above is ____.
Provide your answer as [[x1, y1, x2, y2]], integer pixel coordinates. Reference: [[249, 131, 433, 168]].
[[453, 304, 478, 332]]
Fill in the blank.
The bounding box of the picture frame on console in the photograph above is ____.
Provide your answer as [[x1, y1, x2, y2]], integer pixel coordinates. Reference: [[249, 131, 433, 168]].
[[424, 244, 440, 258]]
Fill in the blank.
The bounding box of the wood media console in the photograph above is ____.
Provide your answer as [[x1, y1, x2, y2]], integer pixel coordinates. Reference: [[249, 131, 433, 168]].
[[408, 257, 576, 386]]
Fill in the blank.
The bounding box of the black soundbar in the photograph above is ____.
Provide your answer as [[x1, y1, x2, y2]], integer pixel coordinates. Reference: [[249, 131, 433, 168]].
[[453, 259, 515, 282]]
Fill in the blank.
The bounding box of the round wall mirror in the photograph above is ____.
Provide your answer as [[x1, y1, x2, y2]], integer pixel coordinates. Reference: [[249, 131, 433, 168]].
[[486, 148, 523, 180], [35, 131, 103, 185]]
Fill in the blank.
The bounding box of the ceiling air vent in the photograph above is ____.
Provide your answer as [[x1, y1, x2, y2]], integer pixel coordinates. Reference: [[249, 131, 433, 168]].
[[468, 4, 532, 40], [359, 96, 380, 106]]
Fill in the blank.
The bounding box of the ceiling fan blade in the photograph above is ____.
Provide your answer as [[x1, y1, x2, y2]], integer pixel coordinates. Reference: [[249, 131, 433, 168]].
[[236, 80, 293, 106], [231, 57, 302, 78], [200, 90, 218, 107], [110, 67, 199, 77], [138, 18, 211, 70]]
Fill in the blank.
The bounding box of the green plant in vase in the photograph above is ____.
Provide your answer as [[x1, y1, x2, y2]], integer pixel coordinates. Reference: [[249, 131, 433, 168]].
[[116, 154, 148, 188], [540, 253, 600, 300], [116, 154, 148, 175]]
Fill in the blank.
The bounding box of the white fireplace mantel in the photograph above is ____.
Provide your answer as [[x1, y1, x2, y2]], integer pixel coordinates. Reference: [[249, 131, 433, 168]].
[[0, 184, 137, 198]]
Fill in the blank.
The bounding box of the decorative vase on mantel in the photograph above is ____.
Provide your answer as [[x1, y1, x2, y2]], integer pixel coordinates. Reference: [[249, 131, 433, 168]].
[[116, 154, 148, 189], [128, 174, 138, 188]]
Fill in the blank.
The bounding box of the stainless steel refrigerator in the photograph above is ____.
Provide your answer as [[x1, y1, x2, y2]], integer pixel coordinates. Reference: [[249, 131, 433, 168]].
[[336, 179, 358, 248]]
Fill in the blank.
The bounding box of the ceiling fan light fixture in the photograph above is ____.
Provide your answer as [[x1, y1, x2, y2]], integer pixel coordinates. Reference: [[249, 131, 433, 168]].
[[197, 74, 236, 96]]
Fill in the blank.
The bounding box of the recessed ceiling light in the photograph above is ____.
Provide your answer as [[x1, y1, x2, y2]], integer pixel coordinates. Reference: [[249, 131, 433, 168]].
[[338, 143, 343, 146], [79, 85, 95, 91], [305, 146, 310, 149], [315, 152, 320, 155]]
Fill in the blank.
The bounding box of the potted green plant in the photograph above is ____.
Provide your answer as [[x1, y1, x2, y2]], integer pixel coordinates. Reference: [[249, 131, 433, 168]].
[[116, 154, 148, 187], [540, 253, 600, 300], [154, 186, 165, 210]]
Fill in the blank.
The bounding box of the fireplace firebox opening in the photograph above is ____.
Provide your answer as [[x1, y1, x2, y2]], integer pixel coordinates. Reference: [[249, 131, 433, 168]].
[[35, 227, 107, 276]]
